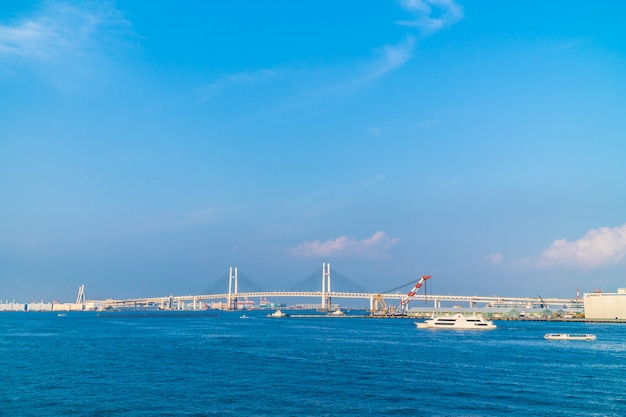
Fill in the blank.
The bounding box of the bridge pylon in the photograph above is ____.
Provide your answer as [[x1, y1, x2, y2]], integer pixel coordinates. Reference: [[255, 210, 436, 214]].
[[227, 267, 238, 310], [321, 263, 331, 310], [75, 284, 86, 311], [75, 284, 85, 304]]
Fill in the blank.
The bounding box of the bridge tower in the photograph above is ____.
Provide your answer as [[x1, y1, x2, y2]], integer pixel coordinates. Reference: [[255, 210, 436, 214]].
[[321, 263, 331, 310], [75, 284, 85, 304], [227, 267, 238, 310]]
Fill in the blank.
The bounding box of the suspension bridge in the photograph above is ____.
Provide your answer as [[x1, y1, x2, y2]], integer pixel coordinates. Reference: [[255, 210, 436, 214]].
[[101, 264, 583, 313]]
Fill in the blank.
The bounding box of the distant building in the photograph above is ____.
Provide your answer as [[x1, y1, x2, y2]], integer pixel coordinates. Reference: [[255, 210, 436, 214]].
[[0, 301, 28, 312], [0, 300, 103, 312], [584, 289, 626, 320]]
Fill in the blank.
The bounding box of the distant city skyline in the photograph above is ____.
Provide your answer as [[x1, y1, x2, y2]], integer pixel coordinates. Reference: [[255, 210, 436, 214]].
[[2, 0, 626, 302]]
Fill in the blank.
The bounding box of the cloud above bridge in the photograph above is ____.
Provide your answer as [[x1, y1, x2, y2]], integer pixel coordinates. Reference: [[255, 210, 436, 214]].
[[530, 223, 626, 269], [397, 0, 464, 35], [292, 231, 398, 259], [484, 252, 504, 265]]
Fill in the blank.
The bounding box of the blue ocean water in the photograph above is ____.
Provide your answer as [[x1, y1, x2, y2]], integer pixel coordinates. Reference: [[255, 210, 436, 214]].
[[1, 311, 626, 416]]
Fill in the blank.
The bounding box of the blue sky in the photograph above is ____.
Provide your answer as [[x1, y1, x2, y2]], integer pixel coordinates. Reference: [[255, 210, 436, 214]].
[[2, 0, 626, 302]]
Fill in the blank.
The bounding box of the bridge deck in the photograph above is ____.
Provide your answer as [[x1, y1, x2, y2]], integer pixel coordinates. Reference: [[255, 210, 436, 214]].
[[103, 291, 582, 309]]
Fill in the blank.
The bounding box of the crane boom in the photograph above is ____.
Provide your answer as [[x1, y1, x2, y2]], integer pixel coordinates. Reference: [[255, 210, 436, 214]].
[[395, 275, 431, 315], [538, 294, 547, 309]]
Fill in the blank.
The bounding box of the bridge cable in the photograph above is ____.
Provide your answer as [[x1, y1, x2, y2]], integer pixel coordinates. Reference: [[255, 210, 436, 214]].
[[382, 279, 421, 294]]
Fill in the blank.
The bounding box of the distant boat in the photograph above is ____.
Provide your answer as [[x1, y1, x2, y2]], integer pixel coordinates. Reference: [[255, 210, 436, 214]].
[[267, 309, 288, 318], [57, 313, 67, 317], [415, 313, 496, 330], [544, 333, 596, 341], [328, 308, 345, 316]]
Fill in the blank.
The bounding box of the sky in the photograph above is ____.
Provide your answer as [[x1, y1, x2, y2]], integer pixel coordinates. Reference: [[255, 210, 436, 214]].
[[2, 0, 626, 303]]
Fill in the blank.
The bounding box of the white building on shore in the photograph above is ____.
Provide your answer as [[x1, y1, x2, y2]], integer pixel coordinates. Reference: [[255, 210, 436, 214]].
[[584, 288, 626, 320], [0, 285, 103, 312], [0, 300, 103, 312]]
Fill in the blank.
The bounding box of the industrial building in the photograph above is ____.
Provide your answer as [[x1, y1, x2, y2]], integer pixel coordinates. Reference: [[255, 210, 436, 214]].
[[584, 289, 626, 320]]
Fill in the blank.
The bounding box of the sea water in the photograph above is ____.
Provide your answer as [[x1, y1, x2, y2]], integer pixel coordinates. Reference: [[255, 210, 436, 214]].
[[1, 311, 626, 416]]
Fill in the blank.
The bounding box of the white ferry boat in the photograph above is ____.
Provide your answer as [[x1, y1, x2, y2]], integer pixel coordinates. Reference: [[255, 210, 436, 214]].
[[544, 333, 596, 341], [415, 313, 496, 330]]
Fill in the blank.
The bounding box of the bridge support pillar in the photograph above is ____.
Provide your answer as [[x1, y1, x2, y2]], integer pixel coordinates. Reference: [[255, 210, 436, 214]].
[[321, 263, 331, 310], [227, 267, 238, 310]]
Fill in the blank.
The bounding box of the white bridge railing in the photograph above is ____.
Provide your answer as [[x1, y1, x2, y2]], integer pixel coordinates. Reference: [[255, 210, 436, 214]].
[[101, 264, 582, 311], [102, 291, 582, 311]]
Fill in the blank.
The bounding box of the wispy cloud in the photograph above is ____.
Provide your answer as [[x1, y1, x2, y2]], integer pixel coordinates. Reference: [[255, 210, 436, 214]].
[[196, 69, 277, 102], [343, 0, 463, 85], [397, 0, 464, 35], [335, 0, 463, 90], [197, 2, 463, 101], [0, 2, 129, 60], [362, 36, 416, 81], [297, 36, 418, 99], [0, 1, 131, 83], [293, 231, 398, 259], [484, 252, 504, 265], [530, 224, 626, 269], [0, 19, 57, 59]]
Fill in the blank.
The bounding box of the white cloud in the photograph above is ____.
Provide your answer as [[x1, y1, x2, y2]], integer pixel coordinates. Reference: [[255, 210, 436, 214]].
[[485, 252, 504, 265], [0, 20, 55, 59], [0, 2, 130, 64], [534, 224, 626, 269], [293, 231, 398, 259], [365, 36, 416, 80], [194, 2, 462, 103], [333, 1, 463, 86], [397, 0, 464, 35], [196, 35, 414, 102], [306, 36, 417, 97]]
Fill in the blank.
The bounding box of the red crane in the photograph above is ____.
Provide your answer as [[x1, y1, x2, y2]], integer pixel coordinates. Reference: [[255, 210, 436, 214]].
[[395, 275, 432, 315]]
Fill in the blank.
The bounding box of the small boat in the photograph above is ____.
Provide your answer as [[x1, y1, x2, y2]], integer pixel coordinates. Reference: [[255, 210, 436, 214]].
[[266, 309, 288, 318], [544, 333, 596, 341], [328, 308, 345, 316], [415, 313, 496, 330]]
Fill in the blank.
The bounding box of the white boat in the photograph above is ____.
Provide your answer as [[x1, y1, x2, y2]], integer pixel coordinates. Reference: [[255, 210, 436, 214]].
[[328, 308, 345, 316], [415, 313, 496, 330], [267, 309, 288, 318], [544, 333, 596, 341]]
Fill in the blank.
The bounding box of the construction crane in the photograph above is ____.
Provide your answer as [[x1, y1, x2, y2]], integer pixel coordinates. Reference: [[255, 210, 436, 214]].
[[394, 275, 432, 315], [537, 294, 547, 309]]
